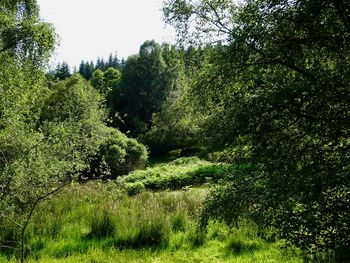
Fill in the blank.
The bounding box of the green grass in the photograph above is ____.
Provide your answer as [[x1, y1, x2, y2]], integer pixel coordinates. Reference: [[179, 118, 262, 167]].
[[119, 157, 230, 193], [0, 180, 302, 262]]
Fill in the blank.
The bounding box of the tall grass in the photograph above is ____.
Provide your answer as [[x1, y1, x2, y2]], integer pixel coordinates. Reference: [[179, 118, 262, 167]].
[[0, 181, 303, 262]]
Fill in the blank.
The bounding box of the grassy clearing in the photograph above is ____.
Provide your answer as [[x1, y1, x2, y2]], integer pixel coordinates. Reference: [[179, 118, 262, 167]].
[[0, 181, 302, 262], [118, 157, 230, 194]]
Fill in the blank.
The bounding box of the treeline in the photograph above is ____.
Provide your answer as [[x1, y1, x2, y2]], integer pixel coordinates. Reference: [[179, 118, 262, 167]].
[[48, 41, 205, 156], [47, 53, 122, 82]]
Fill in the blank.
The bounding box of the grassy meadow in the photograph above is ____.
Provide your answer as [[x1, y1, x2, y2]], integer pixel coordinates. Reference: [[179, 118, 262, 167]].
[[1, 158, 303, 262]]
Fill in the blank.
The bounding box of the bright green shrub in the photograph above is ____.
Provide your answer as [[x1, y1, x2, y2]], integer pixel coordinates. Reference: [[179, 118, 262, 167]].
[[119, 157, 229, 190]]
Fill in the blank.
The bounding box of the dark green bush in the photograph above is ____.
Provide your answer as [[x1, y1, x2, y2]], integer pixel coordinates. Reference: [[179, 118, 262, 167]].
[[83, 127, 148, 180]]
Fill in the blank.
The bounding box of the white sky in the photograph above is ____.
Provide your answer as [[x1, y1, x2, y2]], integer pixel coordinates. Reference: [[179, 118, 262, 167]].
[[37, 0, 176, 68]]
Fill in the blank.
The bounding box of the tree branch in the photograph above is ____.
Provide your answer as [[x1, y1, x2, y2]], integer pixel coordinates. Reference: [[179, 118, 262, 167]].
[[0, 214, 22, 229], [206, 2, 233, 35]]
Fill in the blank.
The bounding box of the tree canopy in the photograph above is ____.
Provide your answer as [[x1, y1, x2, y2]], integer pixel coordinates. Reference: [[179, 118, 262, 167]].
[[164, 0, 350, 260]]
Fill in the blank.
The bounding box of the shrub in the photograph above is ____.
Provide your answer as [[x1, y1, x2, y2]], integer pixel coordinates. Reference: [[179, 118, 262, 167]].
[[83, 127, 148, 180]]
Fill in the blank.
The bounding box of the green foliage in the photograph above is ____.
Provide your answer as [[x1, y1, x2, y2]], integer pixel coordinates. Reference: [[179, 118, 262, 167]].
[[164, 0, 350, 259], [78, 60, 95, 80], [0, 0, 56, 64], [90, 69, 105, 92], [120, 41, 183, 136], [84, 127, 148, 180], [90, 67, 121, 98], [78, 53, 121, 81], [139, 44, 201, 156], [119, 157, 230, 191], [76, 43, 201, 157], [48, 62, 71, 81], [41, 74, 106, 125], [140, 69, 199, 155], [124, 181, 145, 196], [0, 1, 57, 259]]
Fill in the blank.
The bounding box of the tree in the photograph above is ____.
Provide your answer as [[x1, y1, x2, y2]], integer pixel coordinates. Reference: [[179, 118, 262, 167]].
[[0, 74, 109, 261], [164, 0, 350, 260], [104, 67, 122, 90], [107, 52, 120, 69], [0, 0, 55, 64], [90, 67, 122, 124], [51, 61, 71, 80], [78, 60, 95, 80], [140, 44, 200, 155], [120, 40, 177, 136], [96, 57, 106, 71], [0, 1, 56, 261], [90, 68, 105, 92], [78, 60, 88, 79]]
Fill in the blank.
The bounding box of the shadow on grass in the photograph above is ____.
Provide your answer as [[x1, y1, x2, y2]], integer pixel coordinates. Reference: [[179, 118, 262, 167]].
[[226, 239, 261, 256]]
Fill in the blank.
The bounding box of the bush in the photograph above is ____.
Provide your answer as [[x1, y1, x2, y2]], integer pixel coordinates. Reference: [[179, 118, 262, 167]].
[[83, 127, 148, 180]]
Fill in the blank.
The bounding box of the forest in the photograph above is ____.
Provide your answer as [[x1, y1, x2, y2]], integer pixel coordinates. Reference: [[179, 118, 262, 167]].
[[1, 0, 350, 262]]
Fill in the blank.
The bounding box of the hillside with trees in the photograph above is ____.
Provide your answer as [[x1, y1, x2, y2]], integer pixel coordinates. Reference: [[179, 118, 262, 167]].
[[1, 0, 349, 262]]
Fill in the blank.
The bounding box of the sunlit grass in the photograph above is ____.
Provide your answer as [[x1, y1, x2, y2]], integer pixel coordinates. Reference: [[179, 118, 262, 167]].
[[119, 156, 230, 193], [1, 175, 302, 262]]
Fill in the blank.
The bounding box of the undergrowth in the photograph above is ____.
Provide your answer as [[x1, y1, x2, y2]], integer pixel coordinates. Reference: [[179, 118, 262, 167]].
[[0, 181, 302, 262], [118, 157, 231, 194]]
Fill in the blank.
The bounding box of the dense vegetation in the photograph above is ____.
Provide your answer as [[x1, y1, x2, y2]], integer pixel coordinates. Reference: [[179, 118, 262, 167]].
[[1, 0, 350, 262], [163, 0, 350, 261], [1, 182, 303, 263]]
